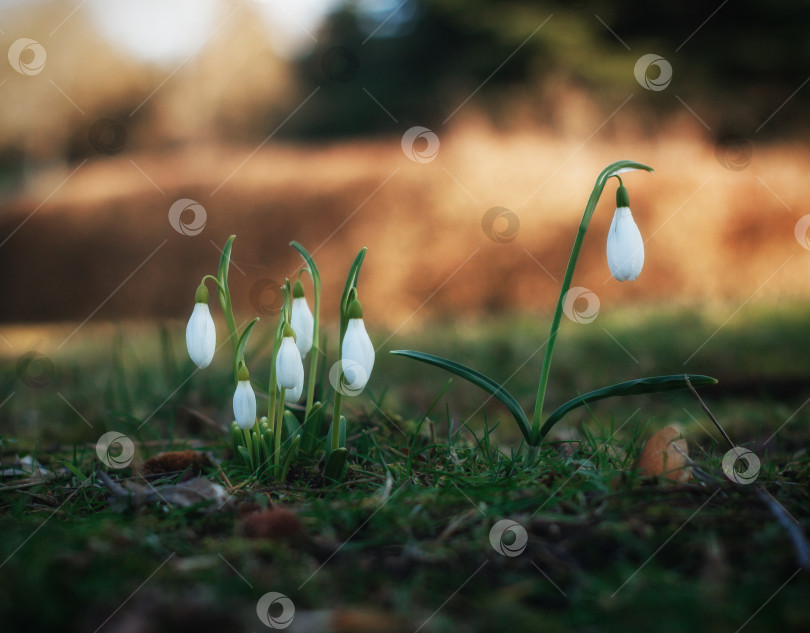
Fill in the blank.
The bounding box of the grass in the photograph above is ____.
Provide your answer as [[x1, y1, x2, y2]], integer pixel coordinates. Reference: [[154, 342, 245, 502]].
[[1, 302, 809, 632]]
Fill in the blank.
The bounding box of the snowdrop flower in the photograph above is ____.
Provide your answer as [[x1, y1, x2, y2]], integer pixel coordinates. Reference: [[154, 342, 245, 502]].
[[341, 299, 375, 393], [185, 284, 216, 369], [606, 183, 644, 282], [233, 364, 257, 430], [276, 323, 305, 395], [290, 280, 314, 358]]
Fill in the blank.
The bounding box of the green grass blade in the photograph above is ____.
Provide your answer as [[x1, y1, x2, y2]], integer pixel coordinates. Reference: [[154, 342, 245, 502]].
[[233, 317, 260, 379], [390, 350, 532, 443], [538, 374, 718, 440]]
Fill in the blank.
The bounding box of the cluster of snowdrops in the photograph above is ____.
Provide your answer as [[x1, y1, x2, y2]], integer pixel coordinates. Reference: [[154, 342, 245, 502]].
[[183, 161, 716, 484]]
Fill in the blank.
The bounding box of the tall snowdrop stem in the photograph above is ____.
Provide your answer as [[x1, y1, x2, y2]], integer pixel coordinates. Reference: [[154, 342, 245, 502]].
[[275, 387, 286, 474], [331, 390, 343, 452], [530, 161, 653, 444]]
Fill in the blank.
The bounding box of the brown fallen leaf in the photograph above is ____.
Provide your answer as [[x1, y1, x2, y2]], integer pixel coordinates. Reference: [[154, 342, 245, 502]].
[[138, 450, 213, 478], [635, 425, 690, 482], [239, 507, 304, 542]]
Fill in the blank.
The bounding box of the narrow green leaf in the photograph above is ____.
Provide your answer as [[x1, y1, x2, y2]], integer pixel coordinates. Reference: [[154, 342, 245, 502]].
[[324, 447, 348, 483], [217, 235, 236, 289], [539, 374, 718, 440], [390, 350, 532, 443], [280, 435, 301, 483], [62, 460, 88, 482], [235, 318, 259, 366], [290, 241, 321, 287], [283, 410, 302, 438], [340, 247, 367, 331]]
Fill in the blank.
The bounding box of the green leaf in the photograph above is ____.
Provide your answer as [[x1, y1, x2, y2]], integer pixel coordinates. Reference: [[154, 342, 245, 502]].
[[339, 247, 367, 340], [235, 318, 259, 366], [217, 235, 236, 289], [280, 435, 301, 483], [538, 374, 718, 440], [324, 447, 348, 483], [290, 241, 321, 288], [283, 410, 302, 438], [325, 415, 347, 459], [391, 350, 532, 443]]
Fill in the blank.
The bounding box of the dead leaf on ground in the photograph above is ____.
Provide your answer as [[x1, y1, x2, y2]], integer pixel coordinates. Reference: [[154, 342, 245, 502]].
[[635, 425, 690, 482]]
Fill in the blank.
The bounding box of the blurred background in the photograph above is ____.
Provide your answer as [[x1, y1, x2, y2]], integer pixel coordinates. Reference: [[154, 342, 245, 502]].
[[1, 0, 810, 440]]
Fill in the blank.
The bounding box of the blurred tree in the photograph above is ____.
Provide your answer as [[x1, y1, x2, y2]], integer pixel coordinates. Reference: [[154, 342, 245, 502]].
[[287, 0, 810, 140]]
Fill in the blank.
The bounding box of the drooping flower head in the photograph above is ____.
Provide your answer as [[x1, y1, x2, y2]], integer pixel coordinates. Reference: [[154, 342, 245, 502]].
[[185, 283, 216, 369], [606, 182, 644, 282], [276, 323, 305, 399], [340, 298, 375, 393], [290, 280, 314, 358], [233, 364, 257, 430]]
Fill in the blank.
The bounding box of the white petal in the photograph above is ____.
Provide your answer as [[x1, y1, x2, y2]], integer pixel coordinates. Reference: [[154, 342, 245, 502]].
[[606, 207, 645, 282], [233, 380, 257, 429], [284, 378, 303, 403], [290, 297, 314, 358], [276, 336, 305, 390], [185, 303, 216, 369], [341, 318, 375, 391]]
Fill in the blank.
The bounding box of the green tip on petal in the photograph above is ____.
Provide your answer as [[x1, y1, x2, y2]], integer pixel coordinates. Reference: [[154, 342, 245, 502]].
[[616, 184, 630, 208], [194, 283, 209, 304], [283, 322, 297, 341], [347, 298, 363, 319], [237, 363, 250, 382], [293, 279, 305, 298]]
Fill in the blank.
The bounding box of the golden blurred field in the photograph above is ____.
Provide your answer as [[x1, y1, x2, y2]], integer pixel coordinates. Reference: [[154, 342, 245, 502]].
[[2, 119, 808, 332]]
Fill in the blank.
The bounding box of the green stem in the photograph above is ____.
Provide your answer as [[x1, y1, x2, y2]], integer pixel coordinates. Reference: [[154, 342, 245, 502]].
[[304, 291, 321, 431], [274, 388, 286, 475], [331, 390, 343, 452], [242, 428, 254, 471], [530, 160, 653, 443]]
